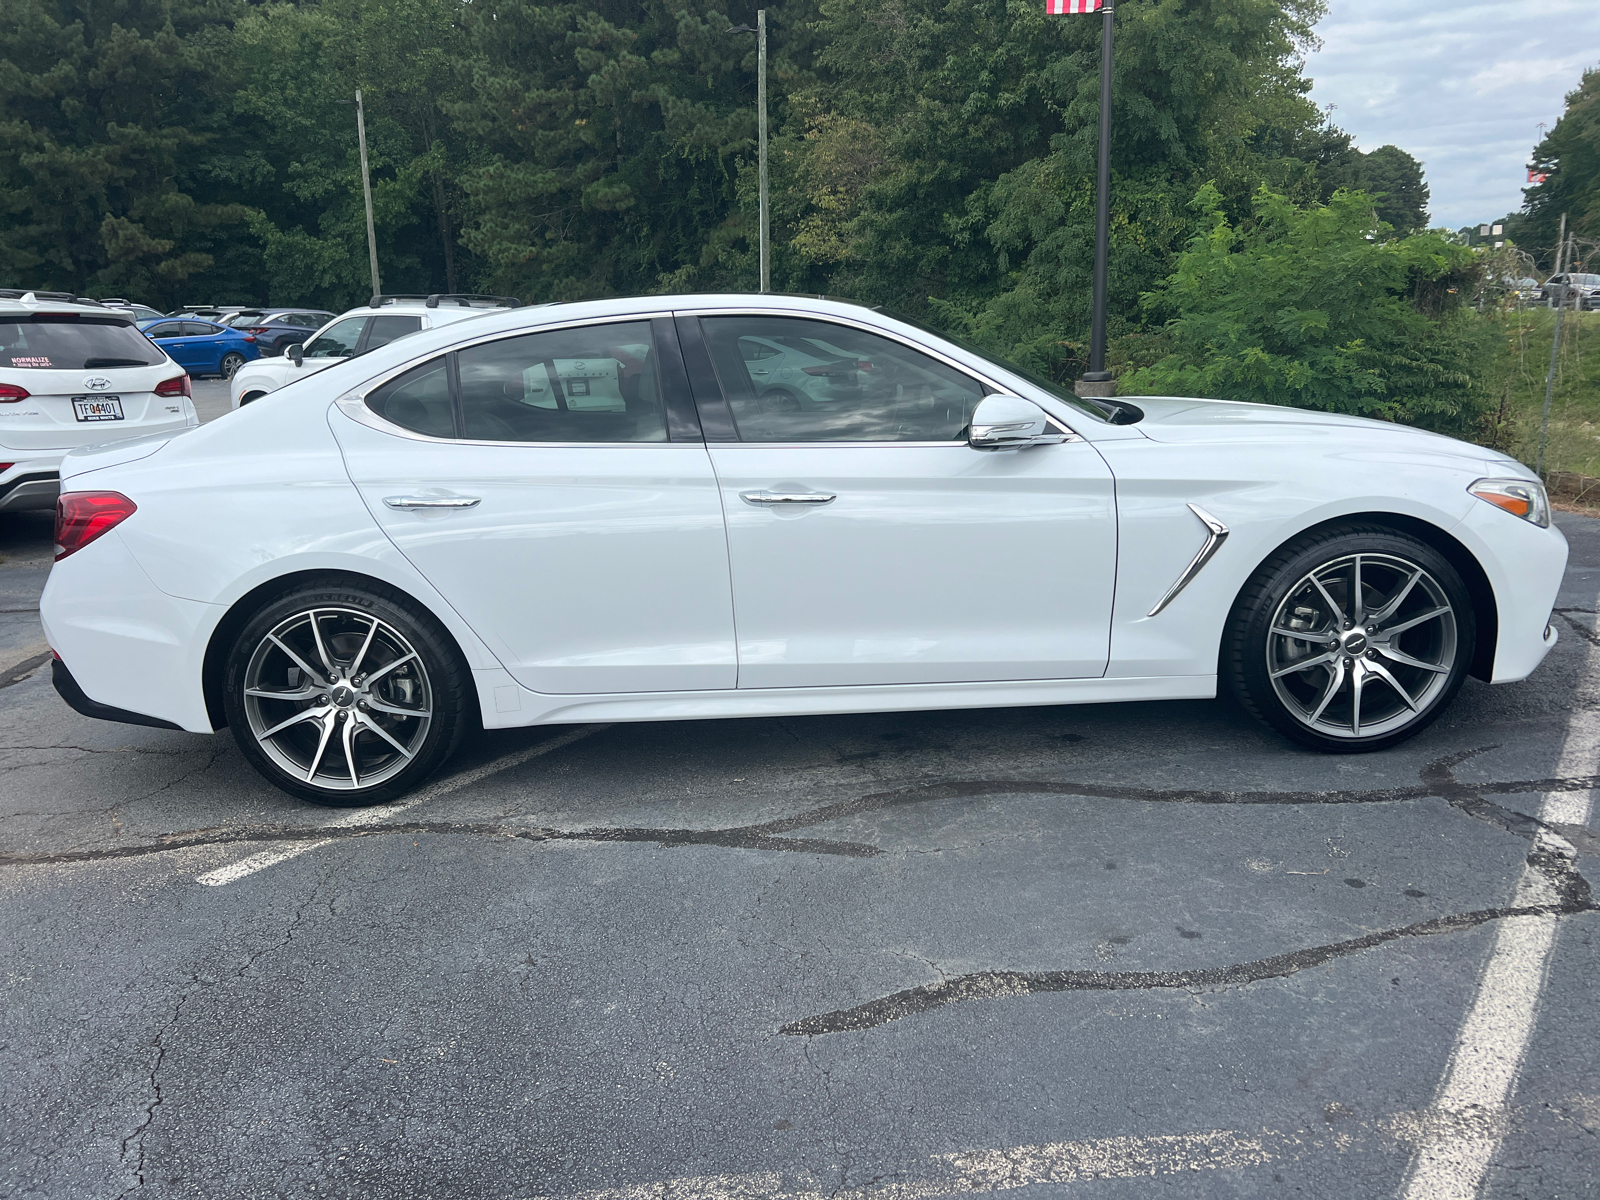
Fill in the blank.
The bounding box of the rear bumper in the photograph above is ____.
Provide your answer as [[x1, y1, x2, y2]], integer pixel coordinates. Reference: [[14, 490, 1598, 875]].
[[52, 657, 182, 730], [0, 471, 59, 513]]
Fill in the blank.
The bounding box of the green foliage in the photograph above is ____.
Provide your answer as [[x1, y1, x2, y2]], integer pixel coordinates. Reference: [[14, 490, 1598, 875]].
[[1511, 68, 1600, 267], [1121, 184, 1493, 435], [0, 0, 255, 304]]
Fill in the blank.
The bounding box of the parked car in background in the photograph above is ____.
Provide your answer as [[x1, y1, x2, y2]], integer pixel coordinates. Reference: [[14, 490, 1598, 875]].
[[223, 309, 337, 356], [1541, 273, 1600, 310], [138, 317, 262, 379], [97, 299, 165, 323], [0, 293, 197, 515], [229, 294, 519, 408]]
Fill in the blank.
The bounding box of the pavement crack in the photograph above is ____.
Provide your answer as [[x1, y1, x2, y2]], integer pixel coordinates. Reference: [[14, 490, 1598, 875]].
[[780, 902, 1596, 1036], [779, 752, 1599, 1036]]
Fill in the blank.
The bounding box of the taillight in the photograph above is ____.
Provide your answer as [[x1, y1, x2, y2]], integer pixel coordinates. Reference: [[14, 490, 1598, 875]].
[[246, 326, 270, 334], [242, 335, 256, 343], [0, 383, 29, 402], [54, 492, 137, 561], [154, 374, 191, 398]]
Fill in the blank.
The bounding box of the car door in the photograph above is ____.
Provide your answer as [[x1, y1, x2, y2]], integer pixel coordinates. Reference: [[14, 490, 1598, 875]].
[[145, 322, 198, 370], [684, 311, 1119, 689], [331, 315, 737, 696], [184, 321, 226, 374]]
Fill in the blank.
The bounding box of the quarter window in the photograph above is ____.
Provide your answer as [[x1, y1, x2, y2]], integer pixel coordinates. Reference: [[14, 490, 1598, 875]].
[[455, 321, 667, 442], [700, 316, 986, 442], [367, 359, 453, 439]]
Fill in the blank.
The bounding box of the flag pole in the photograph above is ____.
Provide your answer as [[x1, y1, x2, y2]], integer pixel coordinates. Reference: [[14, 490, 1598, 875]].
[[1076, 0, 1115, 397]]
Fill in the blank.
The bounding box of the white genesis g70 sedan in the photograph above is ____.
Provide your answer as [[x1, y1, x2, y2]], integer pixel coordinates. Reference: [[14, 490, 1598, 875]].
[[41, 295, 1566, 805]]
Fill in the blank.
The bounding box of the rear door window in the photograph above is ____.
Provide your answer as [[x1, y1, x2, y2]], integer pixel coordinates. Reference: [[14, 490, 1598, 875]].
[[455, 321, 667, 442], [0, 317, 165, 369], [183, 322, 219, 337]]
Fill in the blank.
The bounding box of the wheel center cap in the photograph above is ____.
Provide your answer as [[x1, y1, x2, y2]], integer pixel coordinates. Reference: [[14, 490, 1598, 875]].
[[331, 686, 355, 708], [1342, 631, 1369, 655]]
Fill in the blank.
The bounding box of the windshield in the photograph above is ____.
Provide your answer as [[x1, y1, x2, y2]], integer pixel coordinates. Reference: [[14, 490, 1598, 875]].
[[875, 308, 1113, 423], [0, 316, 164, 369]]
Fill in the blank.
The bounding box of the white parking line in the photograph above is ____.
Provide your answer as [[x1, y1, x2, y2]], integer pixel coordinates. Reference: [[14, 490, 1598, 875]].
[[1400, 620, 1599, 1199], [195, 724, 607, 886], [521, 1102, 1561, 1200]]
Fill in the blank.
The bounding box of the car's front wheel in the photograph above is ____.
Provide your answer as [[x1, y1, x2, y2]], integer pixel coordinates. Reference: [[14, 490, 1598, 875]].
[[220, 352, 247, 378], [1225, 525, 1475, 752], [222, 583, 473, 805]]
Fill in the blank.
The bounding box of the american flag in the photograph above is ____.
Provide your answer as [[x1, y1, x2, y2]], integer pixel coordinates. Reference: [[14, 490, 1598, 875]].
[[1046, 0, 1102, 11]]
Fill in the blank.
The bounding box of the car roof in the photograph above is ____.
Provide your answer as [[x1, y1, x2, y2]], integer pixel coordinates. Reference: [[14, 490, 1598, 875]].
[[0, 294, 134, 319]]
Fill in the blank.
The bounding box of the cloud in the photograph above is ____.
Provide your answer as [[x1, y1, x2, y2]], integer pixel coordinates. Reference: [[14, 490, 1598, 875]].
[[1303, 0, 1600, 227]]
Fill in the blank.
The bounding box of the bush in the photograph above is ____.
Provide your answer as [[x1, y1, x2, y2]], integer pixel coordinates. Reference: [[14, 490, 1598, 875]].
[[1120, 184, 1497, 438]]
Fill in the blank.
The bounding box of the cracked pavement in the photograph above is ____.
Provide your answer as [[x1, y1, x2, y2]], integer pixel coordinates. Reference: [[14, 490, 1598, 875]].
[[1, 487, 1597, 1198]]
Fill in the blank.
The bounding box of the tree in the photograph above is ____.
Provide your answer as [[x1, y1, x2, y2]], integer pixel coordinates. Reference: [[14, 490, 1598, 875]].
[[1512, 68, 1600, 268], [0, 0, 256, 305], [1121, 185, 1491, 435], [1354, 144, 1428, 234]]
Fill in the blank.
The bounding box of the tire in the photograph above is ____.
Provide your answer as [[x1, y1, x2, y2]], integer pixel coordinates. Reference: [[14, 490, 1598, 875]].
[[1224, 524, 1475, 753], [759, 387, 802, 413], [239, 391, 268, 406], [222, 582, 473, 805], [220, 352, 247, 379]]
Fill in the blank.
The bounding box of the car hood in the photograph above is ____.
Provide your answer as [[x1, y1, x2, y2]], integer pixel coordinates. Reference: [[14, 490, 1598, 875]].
[[1120, 394, 1529, 474]]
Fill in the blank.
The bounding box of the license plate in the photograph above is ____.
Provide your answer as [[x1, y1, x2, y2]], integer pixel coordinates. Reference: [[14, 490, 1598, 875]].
[[72, 396, 124, 422]]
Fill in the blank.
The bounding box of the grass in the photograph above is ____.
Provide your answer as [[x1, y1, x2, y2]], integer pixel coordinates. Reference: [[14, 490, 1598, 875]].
[[1477, 307, 1600, 480]]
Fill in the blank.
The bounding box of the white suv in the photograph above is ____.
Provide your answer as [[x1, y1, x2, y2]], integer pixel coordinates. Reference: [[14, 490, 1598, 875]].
[[0, 293, 198, 515], [229, 294, 520, 409]]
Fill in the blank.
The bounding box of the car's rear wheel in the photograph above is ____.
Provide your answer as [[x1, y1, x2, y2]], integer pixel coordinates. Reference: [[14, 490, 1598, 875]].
[[1225, 525, 1475, 753], [220, 352, 247, 378], [222, 583, 472, 805]]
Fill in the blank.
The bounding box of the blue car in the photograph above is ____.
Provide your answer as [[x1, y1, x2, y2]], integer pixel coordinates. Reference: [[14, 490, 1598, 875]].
[[138, 317, 262, 379]]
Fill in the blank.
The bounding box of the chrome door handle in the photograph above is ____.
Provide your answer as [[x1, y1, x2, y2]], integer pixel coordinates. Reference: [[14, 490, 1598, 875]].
[[383, 495, 482, 510], [740, 491, 837, 506]]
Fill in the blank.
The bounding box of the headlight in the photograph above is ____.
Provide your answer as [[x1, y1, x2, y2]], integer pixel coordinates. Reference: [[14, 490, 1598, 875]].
[[1469, 478, 1550, 528]]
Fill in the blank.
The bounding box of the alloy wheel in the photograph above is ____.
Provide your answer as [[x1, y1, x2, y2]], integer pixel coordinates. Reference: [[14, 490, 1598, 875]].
[[1265, 553, 1458, 740], [241, 606, 433, 791]]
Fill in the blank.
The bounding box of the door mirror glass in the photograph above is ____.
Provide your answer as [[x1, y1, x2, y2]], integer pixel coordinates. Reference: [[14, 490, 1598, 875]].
[[285, 343, 304, 366], [968, 394, 1067, 451]]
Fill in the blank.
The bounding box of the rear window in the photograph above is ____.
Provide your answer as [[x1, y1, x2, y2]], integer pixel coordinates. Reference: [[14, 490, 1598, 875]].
[[0, 316, 164, 369]]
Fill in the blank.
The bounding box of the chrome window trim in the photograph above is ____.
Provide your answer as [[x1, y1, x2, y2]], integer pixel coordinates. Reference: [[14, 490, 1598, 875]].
[[338, 304, 1086, 447]]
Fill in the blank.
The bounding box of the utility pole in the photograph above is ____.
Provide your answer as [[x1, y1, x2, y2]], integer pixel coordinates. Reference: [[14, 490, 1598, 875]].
[[757, 9, 769, 293], [1067, 0, 1116, 398], [355, 89, 381, 300], [1536, 211, 1568, 477]]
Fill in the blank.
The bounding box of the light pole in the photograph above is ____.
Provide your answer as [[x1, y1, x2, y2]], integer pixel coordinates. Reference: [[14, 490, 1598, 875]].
[[344, 89, 382, 300], [727, 12, 770, 293], [1078, 1, 1115, 396]]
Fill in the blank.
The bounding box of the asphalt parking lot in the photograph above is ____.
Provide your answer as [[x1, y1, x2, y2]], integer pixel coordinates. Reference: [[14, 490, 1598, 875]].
[[1, 398, 1597, 1198]]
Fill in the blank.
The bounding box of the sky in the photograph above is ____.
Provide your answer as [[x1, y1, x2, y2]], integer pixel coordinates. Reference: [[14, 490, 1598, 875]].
[[1302, 0, 1600, 230]]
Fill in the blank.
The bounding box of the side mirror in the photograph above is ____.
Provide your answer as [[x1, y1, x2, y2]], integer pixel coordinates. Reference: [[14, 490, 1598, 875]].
[[285, 343, 304, 366], [968, 394, 1069, 451]]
